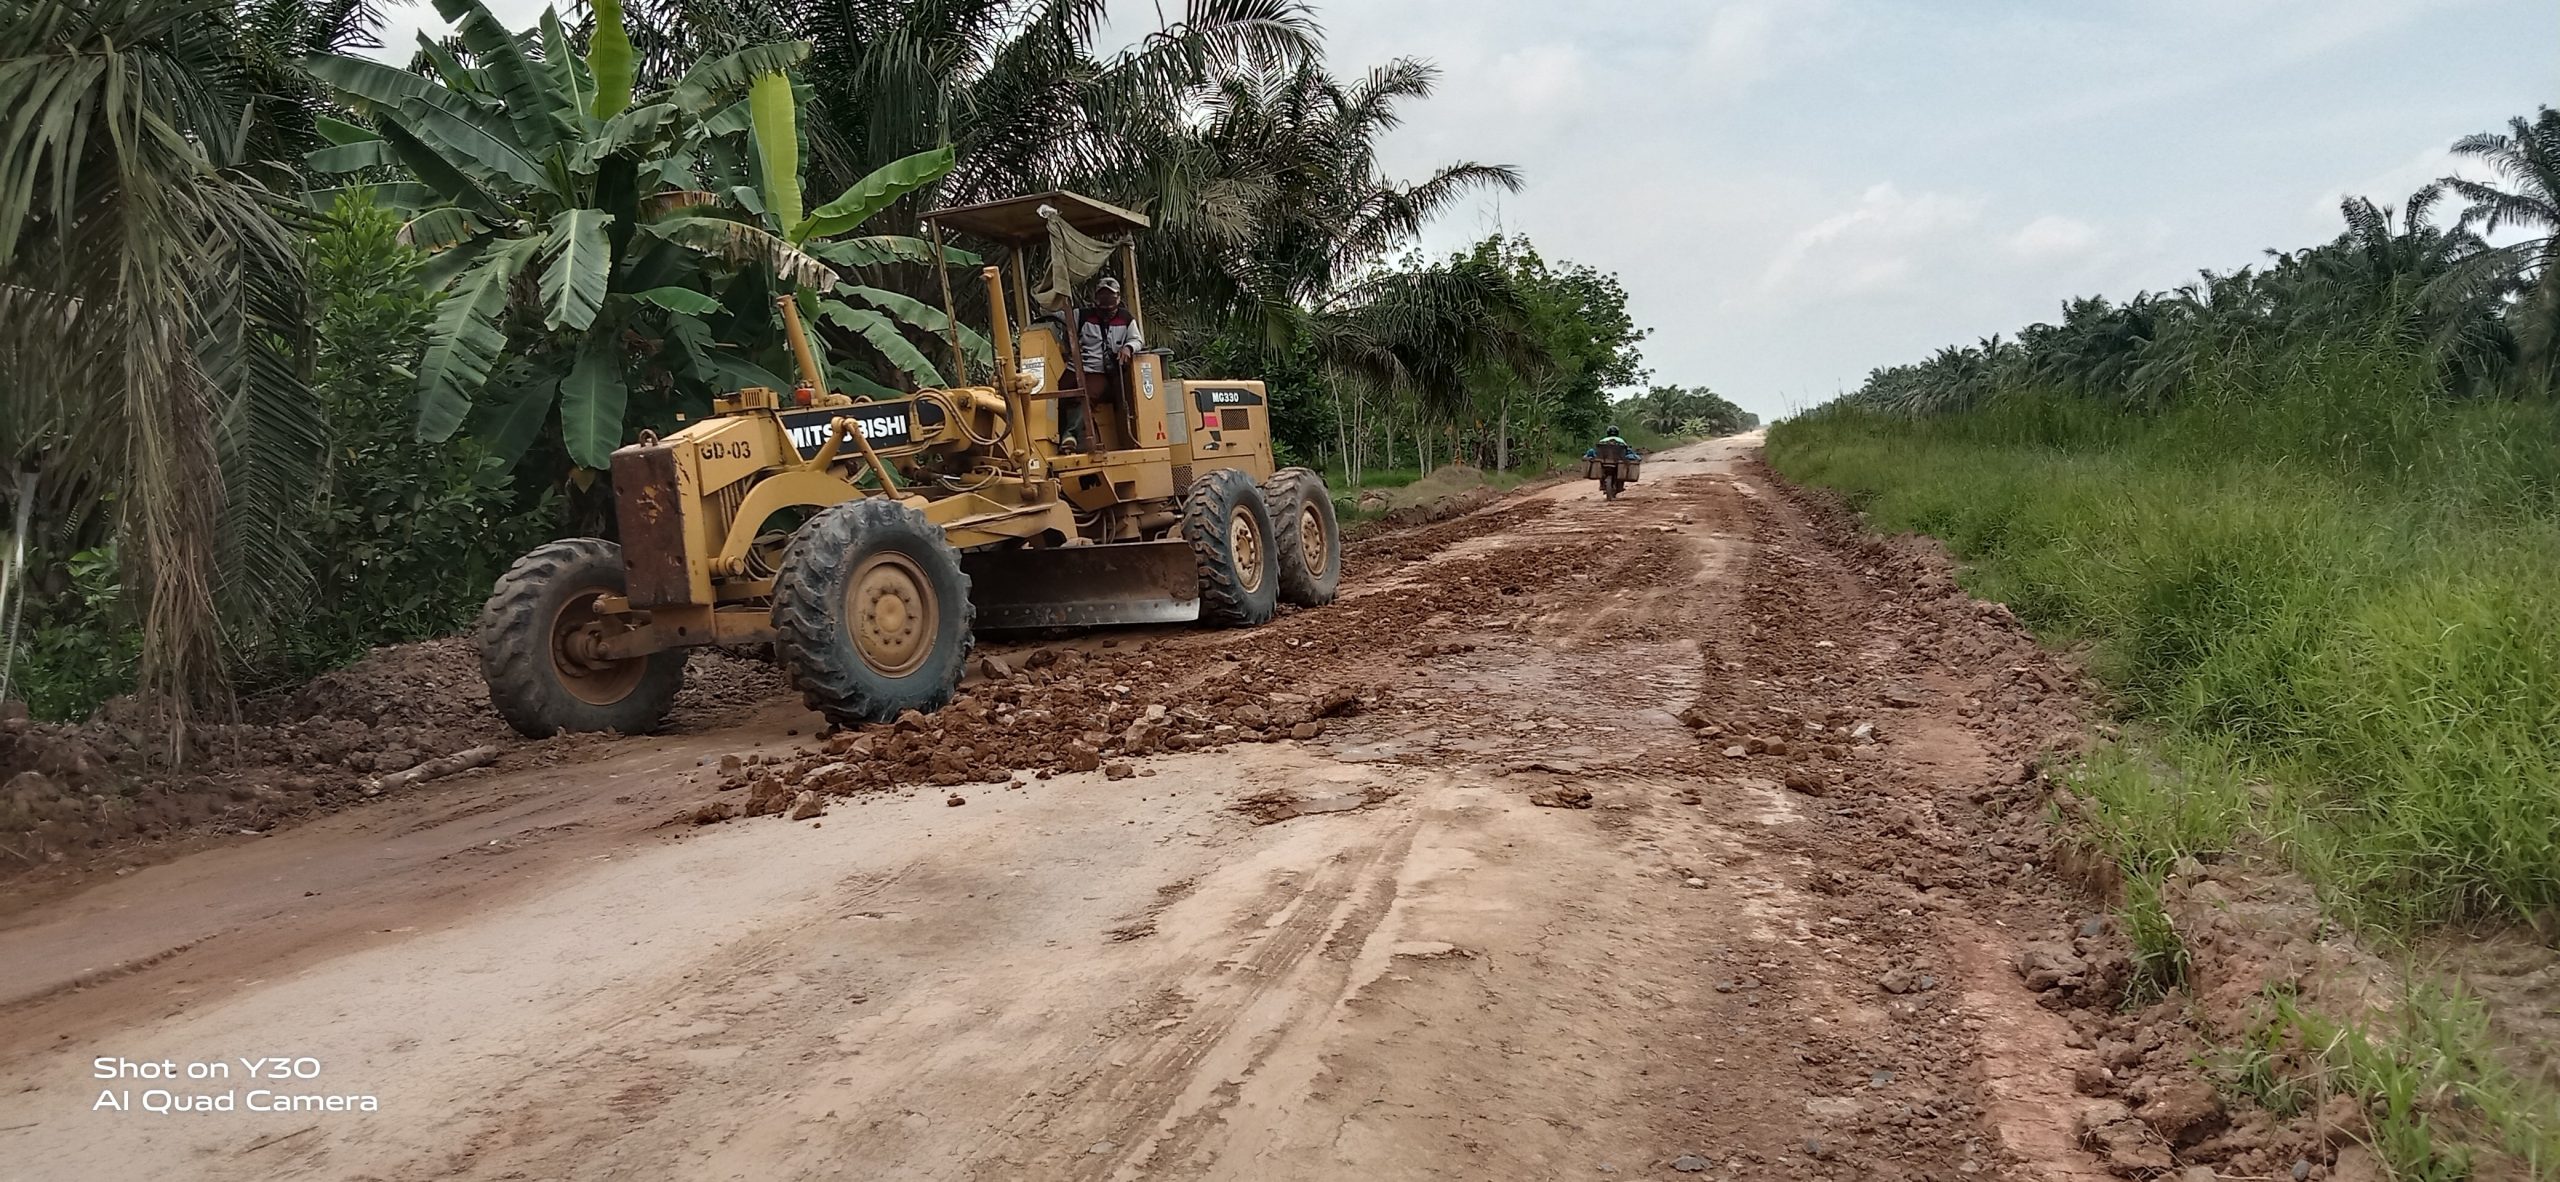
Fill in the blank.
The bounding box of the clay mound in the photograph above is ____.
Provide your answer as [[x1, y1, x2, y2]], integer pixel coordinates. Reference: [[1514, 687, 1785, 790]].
[[1380, 464, 1492, 511], [261, 636, 491, 730]]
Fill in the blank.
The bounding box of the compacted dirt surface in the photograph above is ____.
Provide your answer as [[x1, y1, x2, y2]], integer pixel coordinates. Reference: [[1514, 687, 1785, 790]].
[[1, 436, 2261, 1181]]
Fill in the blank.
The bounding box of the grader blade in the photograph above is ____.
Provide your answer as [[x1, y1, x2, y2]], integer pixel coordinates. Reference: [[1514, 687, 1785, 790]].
[[962, 540, 1202, 631]]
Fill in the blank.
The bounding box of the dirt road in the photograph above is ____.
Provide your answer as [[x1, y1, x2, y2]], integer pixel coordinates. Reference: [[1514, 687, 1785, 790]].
[[0, 437, 2141, 1181]]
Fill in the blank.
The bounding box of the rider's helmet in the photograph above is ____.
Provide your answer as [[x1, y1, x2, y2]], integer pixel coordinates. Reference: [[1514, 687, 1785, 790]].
[[1606, 425, 1623, 437]]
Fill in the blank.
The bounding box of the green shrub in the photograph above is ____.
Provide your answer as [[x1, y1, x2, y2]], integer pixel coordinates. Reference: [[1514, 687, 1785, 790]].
[[263, 193, 551, 683], [6, 547, 141, 719]]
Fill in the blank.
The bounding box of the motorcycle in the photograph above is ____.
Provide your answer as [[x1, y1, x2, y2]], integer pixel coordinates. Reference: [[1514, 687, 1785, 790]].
[[1584, 441, 1642, 501]]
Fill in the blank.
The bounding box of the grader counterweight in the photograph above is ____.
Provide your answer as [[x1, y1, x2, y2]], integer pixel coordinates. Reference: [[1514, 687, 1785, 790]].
[[477, 191, 1342, 737]]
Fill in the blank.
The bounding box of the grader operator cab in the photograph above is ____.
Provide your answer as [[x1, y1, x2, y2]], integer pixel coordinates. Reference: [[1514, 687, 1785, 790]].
[[477, 191, 1342, 737]]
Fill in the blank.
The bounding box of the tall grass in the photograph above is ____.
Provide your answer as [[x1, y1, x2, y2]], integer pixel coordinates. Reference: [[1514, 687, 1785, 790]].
[[1769, 342, 2560, 927]]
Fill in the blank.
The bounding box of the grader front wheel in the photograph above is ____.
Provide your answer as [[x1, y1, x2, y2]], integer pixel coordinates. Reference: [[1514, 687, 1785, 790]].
[[771, 499, 974, 726], [1184, 468, 1280, 627], [478, 538, 688, 738]]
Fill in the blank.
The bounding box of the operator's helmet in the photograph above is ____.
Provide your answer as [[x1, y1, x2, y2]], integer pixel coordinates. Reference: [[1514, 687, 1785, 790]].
[[1606, 425, 1622, 436]]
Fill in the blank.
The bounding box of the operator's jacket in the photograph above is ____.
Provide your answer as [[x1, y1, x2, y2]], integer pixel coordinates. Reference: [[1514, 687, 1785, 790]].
[[1078, 307, 1142, 375]]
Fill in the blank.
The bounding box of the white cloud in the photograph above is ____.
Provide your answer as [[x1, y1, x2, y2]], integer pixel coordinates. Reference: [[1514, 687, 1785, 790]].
[[1760, 183, 1985, 299], [2005, 215, 2100, 262], [1694, 0, 1833, 90]]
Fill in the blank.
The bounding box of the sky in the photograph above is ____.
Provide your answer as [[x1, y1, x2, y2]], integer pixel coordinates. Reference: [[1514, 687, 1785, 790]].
[[376, 0, 2557, 421]]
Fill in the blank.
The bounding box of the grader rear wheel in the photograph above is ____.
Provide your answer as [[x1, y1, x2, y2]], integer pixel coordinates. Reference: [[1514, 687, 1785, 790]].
[[771, 499, 973, 726], [478, 538, 687, 738], [1261, 467, 1340, 607]]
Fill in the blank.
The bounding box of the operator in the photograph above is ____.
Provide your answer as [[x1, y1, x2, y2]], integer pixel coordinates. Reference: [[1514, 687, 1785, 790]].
[[1584, 425, 1642, 462], [1062, 276, 1142, 451]]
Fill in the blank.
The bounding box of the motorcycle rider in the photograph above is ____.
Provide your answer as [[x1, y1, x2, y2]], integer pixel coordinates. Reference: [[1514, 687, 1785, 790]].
[[1584, 425, 1641, 462]]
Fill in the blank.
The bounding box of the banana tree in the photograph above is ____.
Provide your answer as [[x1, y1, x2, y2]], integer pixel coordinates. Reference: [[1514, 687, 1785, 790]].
[[303, 0, 972, 471]]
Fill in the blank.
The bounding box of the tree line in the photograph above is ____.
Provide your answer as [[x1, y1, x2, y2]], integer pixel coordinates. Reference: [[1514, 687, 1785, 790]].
[[0, 0, 1696, 729]]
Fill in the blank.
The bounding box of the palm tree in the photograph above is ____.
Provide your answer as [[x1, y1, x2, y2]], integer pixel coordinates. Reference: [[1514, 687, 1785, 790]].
[[1140, 56, 1521, 344], [2442, 107, 2560, 395], [1, 0, 318, 733], [623, 0, 1317, 210]]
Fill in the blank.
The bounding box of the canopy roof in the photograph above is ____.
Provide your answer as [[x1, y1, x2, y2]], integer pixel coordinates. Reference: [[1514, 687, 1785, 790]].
[[921, 190, 1150, 245]]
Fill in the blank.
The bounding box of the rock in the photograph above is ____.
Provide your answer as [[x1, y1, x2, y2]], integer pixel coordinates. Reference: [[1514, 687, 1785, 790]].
[[1104, 762, 1136, 781], [1721, 745, 1747, 759], [2137, 1078, 2225, 1146], [2074, 1100, 2171, 1172], [2330, 1145, 2382, 1182], [1876, 966, 1931, 994], [1782, 769, 1831, 797], [2072, 1064, 2115, 1096], [1024, 647, 1059, 669], [1288, 721, 1324, 741], [895, 709, 931, 732], [688, 800, 734, 825], [2016, 941, 2090, 991], [1671, 1156, 1709, 1173], [1880, 685, 1925, 708], [788, 790, 825, 820], [1849, 721, 1876, 743], [2173, 1169, 2218, 1182], [1121, 715, 1168, 754], [718, 754, 743, 774], [945, 793, 966, 807], [1064, 742, 1102, 772], [1232, 704, 1270, 730], [2316, 1092, 2365, 1146], [977, 655, 1015, 680], [1530, 786, 1594, 809], [744, 776, 794, 817], [1311, 687, 1361, 718]]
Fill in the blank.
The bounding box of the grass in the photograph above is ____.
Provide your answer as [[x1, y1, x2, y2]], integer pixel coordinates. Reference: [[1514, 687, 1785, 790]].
[[1768, 347, 2560, 930], [2215, 982, 2560, 1178]]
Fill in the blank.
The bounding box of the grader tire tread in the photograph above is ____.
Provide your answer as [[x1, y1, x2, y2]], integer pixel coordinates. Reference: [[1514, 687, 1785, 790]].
[[771, 499, 973, 726], [1261, 467, 1341, 607], [478, 537, 686, 738], [1184, 469, 1279, 627]]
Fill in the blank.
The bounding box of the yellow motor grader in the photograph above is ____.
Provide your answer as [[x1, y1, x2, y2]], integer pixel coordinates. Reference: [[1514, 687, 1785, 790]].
[[476, 191, 1341, 736]]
